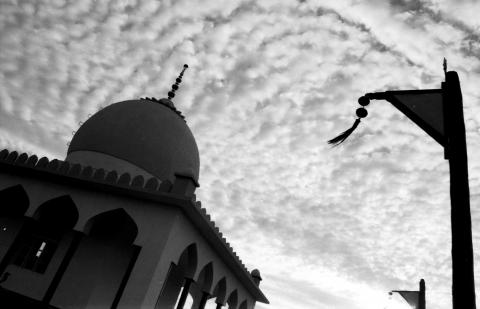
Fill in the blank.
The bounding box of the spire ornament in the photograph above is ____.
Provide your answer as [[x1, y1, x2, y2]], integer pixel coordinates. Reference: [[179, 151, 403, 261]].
[[168, 64, 189, 100], [140, 64, 189, 121]]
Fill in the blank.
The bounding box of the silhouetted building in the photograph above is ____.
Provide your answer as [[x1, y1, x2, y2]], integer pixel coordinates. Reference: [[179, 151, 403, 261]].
[[0, 67, 268, 308]]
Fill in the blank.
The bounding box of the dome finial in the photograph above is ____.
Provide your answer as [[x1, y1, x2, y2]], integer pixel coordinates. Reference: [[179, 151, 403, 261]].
[[168, 64, 189, 100]]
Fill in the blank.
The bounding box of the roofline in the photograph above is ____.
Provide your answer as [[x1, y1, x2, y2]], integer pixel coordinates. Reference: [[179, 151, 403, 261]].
[[0, 149, 269, 304]]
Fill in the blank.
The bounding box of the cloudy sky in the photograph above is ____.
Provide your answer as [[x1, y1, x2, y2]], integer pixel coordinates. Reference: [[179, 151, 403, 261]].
[[1, 0, 480, 308]]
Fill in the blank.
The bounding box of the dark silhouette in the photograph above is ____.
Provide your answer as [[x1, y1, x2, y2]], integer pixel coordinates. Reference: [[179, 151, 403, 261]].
[[327, 96, 369, 145], [390, 279, 426, 309], [330, 66, 475, 309], [168, 64, 189, 100]]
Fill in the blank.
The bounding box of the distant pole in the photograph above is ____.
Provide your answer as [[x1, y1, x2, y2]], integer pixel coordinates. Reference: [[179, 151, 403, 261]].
[[444, 71, 476, 309], [419, 279, 426, 309]]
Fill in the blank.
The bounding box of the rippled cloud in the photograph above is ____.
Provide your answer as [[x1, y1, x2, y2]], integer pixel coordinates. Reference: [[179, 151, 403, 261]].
[[1, 0, 480, 308]]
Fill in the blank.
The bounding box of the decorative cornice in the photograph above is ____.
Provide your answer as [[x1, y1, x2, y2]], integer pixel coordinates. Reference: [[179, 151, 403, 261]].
[[140, 97, 186, 121]]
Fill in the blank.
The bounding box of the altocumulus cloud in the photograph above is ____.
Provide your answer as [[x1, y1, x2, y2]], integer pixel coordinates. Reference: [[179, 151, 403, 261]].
[[1, 0, 480, 308]]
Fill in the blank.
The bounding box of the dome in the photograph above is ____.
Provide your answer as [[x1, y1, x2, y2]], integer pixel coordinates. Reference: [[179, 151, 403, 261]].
[[66, 99, 199, 183]]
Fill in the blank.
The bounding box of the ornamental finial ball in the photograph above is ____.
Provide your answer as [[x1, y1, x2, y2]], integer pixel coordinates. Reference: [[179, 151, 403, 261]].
[[358, 96, 370, 106], [356, 107, 368, 118]]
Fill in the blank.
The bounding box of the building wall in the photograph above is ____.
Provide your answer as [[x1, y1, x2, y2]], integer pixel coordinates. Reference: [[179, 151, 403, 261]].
[[140, 212, 257, 309], [0, 168, 259, 309], [51, 239, 136, 309]]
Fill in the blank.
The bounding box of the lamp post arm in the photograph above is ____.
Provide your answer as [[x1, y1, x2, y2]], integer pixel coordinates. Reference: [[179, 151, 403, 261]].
[[365, 92, 389, 100]]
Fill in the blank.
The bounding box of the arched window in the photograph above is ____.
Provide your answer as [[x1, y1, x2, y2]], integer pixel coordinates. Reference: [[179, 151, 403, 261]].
[[211, 277, 227, 307], [196, 262, 214, 293], [84, 208, 138, 244], [190, 263, 214, 309], [12, 227, 56, 273], [156, 243, 198, 309], [176, 243, 198, 279], [11, 195, 78, 273], [0, 184, 29, 217], [50, 208, 139, 309], [227, 290, 238, 309]]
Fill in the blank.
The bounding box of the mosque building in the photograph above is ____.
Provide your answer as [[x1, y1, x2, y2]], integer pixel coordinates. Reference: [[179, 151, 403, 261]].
[[0, 65, 268, 309]]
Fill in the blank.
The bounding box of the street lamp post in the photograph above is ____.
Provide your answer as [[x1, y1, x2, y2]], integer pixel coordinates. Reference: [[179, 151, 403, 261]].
[[330, 69, 476, 309], [443, 71, 476, 309]]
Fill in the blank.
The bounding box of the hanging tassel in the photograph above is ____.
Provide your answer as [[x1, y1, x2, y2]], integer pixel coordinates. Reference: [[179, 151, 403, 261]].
[[327, 118, 361, 146], [327, 100, 369, 146]]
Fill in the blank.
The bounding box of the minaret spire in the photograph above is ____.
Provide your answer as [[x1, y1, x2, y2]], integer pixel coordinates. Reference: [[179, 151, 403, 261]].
[[140, 64, 189, 121], [168, 64, 188, 101]]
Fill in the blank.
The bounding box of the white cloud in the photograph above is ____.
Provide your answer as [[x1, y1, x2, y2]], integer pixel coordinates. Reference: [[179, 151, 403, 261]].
[[1, 0, 480, 308]]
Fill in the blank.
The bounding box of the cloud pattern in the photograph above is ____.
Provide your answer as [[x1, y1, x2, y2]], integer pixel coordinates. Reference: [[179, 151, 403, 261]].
[[1, 0, 480, 308]]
